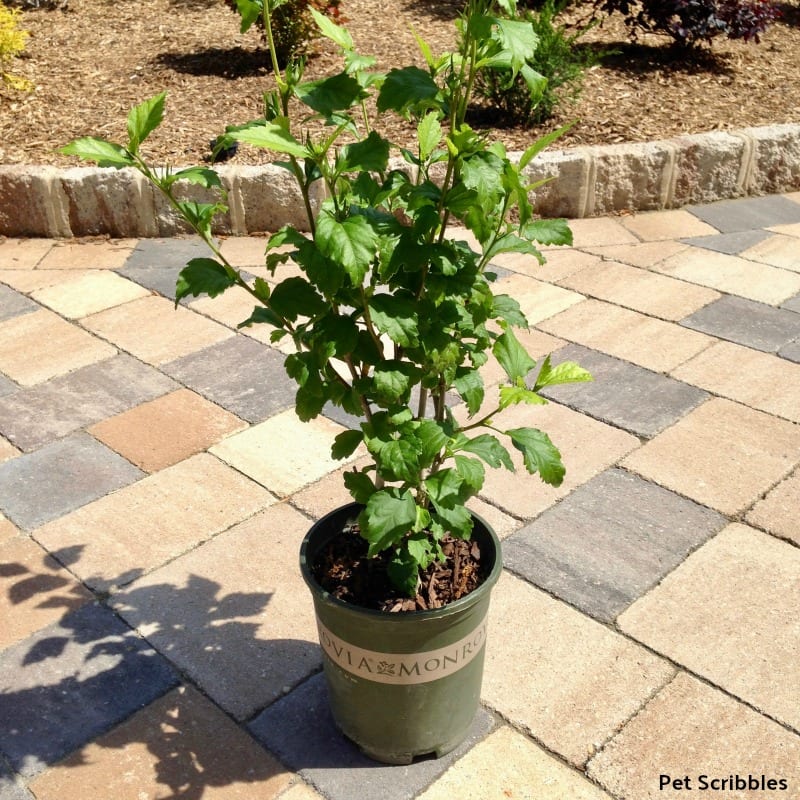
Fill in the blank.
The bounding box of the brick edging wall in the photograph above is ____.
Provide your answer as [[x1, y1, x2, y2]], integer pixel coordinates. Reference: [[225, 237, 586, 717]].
[[2, 123, 799, 238]]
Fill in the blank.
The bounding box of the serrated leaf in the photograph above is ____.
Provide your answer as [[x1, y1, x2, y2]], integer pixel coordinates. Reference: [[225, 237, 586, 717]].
[[534, 356, 593, 391], [309, 6, 353, 49], [331, 429, 364, 460], [431, 503, 473, 538], [491, 293, 528, 328], [424, 468, 466, 508], [414, 419, 448, 466], [234, 0, 261, 33], [378, 439, 421, 484], [368, 293, 419, 347], [507, 427, 565, 486], [170, 166, 224, 189], [230, 122, 308, 158], [361, 489, 418, 556], [373, 361, 419, 403], [485, 233, 544, 266], [522, 218, 574, 247], [387, 548, 419, 597], [458, 433, 514, 471], [127, 92, 166, 152], [518, 122, 573, 170], [343, 470, 376, 505], [316, 212, 377, 286], [454, 455, 485, 491], [337, 130, 390, 173], [454, 368, 485, 417], [175, 258, 236, 304], [60, 137, 135, 169], [295, 72, 366, 117], [461, 151, 505, 207], [377, 66, 440, 115], [493, 327, 536, 382], [269, 276, 327, 321], [494, 18, 539, 75], [417, 112, 442, 160], [499, 384, 548, 410], [237, 305, 284, 329]]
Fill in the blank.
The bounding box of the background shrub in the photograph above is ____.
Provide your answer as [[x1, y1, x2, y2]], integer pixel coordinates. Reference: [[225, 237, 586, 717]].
[[0, 0, 32, 90]]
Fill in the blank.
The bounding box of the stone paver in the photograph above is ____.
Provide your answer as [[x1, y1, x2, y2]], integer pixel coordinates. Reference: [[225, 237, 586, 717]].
[[621, 208, 718, 240], [122, 236, 209, 270], [82, 295, 232, 366], [580, 240, 688, 268], [681, 294, 800, 353], [687, 194, 800, 233], [163, 336, 294, 422], [0, 238, 55, 269], [493, 274, 584, 324], [483, 572, 674, 766], [27, 686, 293, 800], [0, 309, 116, 386], [31, 271, 149, 318], [619, 523, 800, 730], [0, 435, 19, 462], [0, 353, 177, 452], [36, 239, 137, 269], [655, 246, 800, 305], [681, 229, 771, 255], [112, 503, 320, 720], [0, 433, 143, 531], [557, 258, 720, 321], [672, 340, 800, 422], [249, 673, 496, 800], [540, 344, 709, 438], [0, 285, 38, 322], [739, 232, 800, 271], [561, 217, 640, 248], [418, 727, 613, 800], [189, 286, 273, 344], [503, 468, 725, 621], [210, 410, 353, 497], [746, 467, 800, 546], [780, 338, 800, 362], [0, 535, 93, 650], [538, 299, 714, 373], [493, 247, 600, 281], [0, 603, 178, 777], [34, 454, 274, 591], [0, 268, 91, 294], [88, 388, 246, 472], [587, 672, 800, 800], [622, 398, 800, 516]]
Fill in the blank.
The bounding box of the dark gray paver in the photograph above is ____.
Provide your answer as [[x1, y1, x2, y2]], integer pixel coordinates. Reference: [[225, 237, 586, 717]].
[[681, 295, 800, 353], [116, 265, 184, 301], [783, 294, 800, 314], [680, 229, 770, 255], [0, 354, 177, 452], [122, 237, 209, 270], [0, 603, 178, 777], [0, 433, 143, 530], [163, 336, 294, 422], [538, 344, 708, 438], [687, 195, 800, 233], [249, 673, 496, 800], [0, 286, 39, 323], [779, 339, 800, 363], [503, 468, 727, 622]]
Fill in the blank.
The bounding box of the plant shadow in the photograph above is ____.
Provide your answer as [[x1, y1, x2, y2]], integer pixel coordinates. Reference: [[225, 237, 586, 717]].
[[155, 46, 271, 79]]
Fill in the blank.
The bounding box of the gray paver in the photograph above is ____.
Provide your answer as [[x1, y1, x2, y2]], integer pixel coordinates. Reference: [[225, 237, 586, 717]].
[[0, 770, 33, 800], [687, 195, 800, 233], [0, 603, 178, 777], [681, 295, 800, 352], [539, 344, 708, 438], [0, 286, 39, 323], [248, 673, 495, 800], [779, 339, 800, 363], [115, 265, 184, 301], [503, 468, 727, 621], [680, 229, 770, 255], [0, 433, 143, 530], [121, 237, 209, 270], [783, 293, 800, 314], [0, 374, 15, 399], [0, 354, 177, 452], [163, 336, 294, 422]]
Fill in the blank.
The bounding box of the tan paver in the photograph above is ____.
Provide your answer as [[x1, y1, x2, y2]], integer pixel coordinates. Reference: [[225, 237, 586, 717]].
[[622, 398, 800, 515], [0, 309, 116, 386], [587, 673, 800, 800], [289, 456, 371, 518], [34, 453, 275, 591], [31, 271, 150, 318], [537, 299, 714, 372], [619, 523, 800, 730], [89, 388, 247, 472], [28, 686, 294, 800], [580, 240, 689, 268], [419, 727, 613, 800], [563, 217, 640, 248], [210, 410, 354, 497], [113, 503, 320, 718], [189, 286, 274, 345], [483, 572, 674, 766], [739, 233, 800, 271], [0, 435, 19, 463], [0, 269, 92, 294], [494, 273, 584, 324], [218, 236, 268, 266], [621, 209, 718, 240], [559, 259, 720, 321], [36, 239, 138, 270], [491, 248, 601, 282], [767, 222, 800, 238], [0, 535, 92, 649], [654, 246, 800, 305], [0, 238, 56, 269], [0, 513, 17, 544], [475, 401, 639, 519], [672, 340, 800, 423], [82, 295, 233, 366], [746, 468, 800, 546]]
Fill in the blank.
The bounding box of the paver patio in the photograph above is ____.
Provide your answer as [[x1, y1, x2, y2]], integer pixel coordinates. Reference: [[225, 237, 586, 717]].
[[0, 193, 799, 800]]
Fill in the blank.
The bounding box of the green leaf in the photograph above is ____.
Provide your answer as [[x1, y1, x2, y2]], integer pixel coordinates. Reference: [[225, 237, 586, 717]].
[[424, 468, 467, 508], [414, 419, 448, 467], [361, 489, 418, 557], [454, 368, 485, 417], [309, 6, 353, 50], [234, 0, 262, 33], [331, 429, 364, 460], [237, 305, 284, 330], [499, 384, 548, 410], [60, 137, 134, 169], [494, 18, 540, 75], [417, 112, 442, 160], [378, 439, 421, 484], [126, 92, 166, 152], [175, 258, 236, 304], [507, 427, 565, 486], [316, 212, 377, 286], [432, 503, 474, 538], [368, 293, 419, 347], [377, 66, 440, 115], [170, 167, 224, 190], [493, 327, 536, 382], [373, 361, 419, 403], [534, 356, 593, 390], [491, 294, 528, 328], [230, 122, 308, 158], [269, 276, 327, 321], [295, 72, 366, 117], [454, 455, 485, 492], [457, 433, 514, 471], [337, 131, 390, 174], [344, 470, 376, 505], [461, 151, 505, 207], [387, 548, 419, 597], [522, 218, 574, 247], [485, 234, 544, 266], [518, 123, 573, 170]]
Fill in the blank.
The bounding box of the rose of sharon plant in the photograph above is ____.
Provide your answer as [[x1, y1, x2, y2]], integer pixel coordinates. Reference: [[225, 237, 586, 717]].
[[63, 0, 591, 603]]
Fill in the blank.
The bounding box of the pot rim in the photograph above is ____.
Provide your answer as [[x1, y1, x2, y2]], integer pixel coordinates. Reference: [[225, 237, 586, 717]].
[[299, 502, 503, 622]]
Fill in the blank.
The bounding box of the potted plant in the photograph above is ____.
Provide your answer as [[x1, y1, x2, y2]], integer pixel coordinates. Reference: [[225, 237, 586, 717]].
[[63, 0, 590, 764]]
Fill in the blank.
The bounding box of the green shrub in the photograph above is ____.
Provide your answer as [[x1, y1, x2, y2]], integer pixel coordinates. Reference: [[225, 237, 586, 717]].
[[0, 1, 31, 90], [471, 0, 605, 125]]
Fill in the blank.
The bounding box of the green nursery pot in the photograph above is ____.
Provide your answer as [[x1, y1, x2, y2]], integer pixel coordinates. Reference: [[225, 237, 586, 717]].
[[300, 503, 502, 765]]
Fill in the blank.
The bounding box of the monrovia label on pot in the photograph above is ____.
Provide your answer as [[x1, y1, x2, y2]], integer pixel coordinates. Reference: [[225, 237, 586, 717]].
[[316, 615, 488, 685]]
